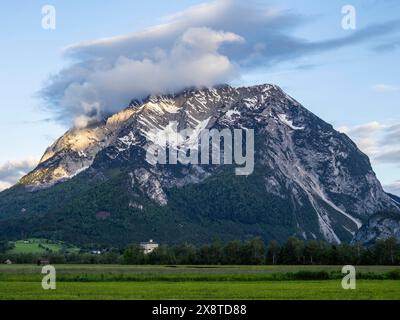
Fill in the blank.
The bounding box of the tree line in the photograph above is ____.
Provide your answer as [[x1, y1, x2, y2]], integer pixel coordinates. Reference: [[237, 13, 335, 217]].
[[123, 237, 400, 265], [1, 237, 400, 265]]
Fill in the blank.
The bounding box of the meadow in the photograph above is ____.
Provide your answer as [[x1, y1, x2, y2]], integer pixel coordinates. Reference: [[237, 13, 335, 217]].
[[6, 239, 80, 255], [0, 265, 400, 300]]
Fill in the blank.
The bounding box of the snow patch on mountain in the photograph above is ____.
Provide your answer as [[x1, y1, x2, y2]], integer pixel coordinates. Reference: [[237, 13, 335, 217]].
[[278, 114, 304, 130]]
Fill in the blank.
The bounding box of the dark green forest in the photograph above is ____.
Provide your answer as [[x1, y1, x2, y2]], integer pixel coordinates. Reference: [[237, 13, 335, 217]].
[[2, 237, 400, 266]]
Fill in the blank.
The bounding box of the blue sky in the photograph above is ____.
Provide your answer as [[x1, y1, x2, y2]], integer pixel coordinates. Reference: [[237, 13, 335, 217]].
[[0, 0, 399, 194]]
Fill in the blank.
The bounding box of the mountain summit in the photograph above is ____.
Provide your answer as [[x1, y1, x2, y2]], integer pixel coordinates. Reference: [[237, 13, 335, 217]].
[[0, 84, 398, 245]]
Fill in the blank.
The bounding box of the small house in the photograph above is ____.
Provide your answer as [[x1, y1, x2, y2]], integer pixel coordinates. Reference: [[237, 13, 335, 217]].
[[140, 239, 159, 254], [4, 259, 12, 265]]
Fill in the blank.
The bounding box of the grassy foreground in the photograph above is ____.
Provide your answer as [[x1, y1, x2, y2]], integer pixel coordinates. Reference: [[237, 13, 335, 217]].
[[1, 265, 400, 300], [2, 280, 400, 300]]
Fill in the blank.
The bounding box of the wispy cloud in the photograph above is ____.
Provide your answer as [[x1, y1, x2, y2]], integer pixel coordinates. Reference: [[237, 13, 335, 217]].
[[372, 84, 400, 92], [384, 180, 400, 196], [338, 121, 400, 165], [339, 121, 400, 196], [338, 122, 386, 157], [0, 157, 39, 191], [375, 150, 400, 164], [373, 39, 400, 52], [40, 0, 400, 127]]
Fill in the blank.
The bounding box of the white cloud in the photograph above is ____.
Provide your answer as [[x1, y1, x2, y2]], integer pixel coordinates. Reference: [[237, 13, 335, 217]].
[[0, 181, 12, 192], [44, 26, 244, 128], [0, 157, 39, 191], [340, 121, 400, 197], [372, 84, 400, 92], [40, 0, 400, 127], [338, 121, 400, 165], [338, 122, 387, 157]]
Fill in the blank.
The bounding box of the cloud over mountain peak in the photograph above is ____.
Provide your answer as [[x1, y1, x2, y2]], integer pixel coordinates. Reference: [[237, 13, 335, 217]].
[[40, 0, 400, 127]]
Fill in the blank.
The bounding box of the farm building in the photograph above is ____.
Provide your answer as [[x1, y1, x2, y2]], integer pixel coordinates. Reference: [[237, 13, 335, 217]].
[[140, 239, 159, 254]]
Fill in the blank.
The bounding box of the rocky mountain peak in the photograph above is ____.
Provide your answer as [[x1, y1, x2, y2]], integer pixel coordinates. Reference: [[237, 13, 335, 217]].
[[3, 83, 398, 246]]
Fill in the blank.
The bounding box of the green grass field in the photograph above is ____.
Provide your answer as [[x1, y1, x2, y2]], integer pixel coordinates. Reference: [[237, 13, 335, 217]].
[[0, 265, 399, 300], [7, 239, 80, 254]]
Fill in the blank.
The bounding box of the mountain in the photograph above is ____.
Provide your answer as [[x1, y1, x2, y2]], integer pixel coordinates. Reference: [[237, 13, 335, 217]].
[[388, 193, 400, 204], [0, 84, 398, 246], [352, 211, 400, 245]]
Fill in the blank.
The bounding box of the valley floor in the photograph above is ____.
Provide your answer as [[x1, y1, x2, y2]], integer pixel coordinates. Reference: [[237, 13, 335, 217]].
[[0, 265, 399, 300]]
